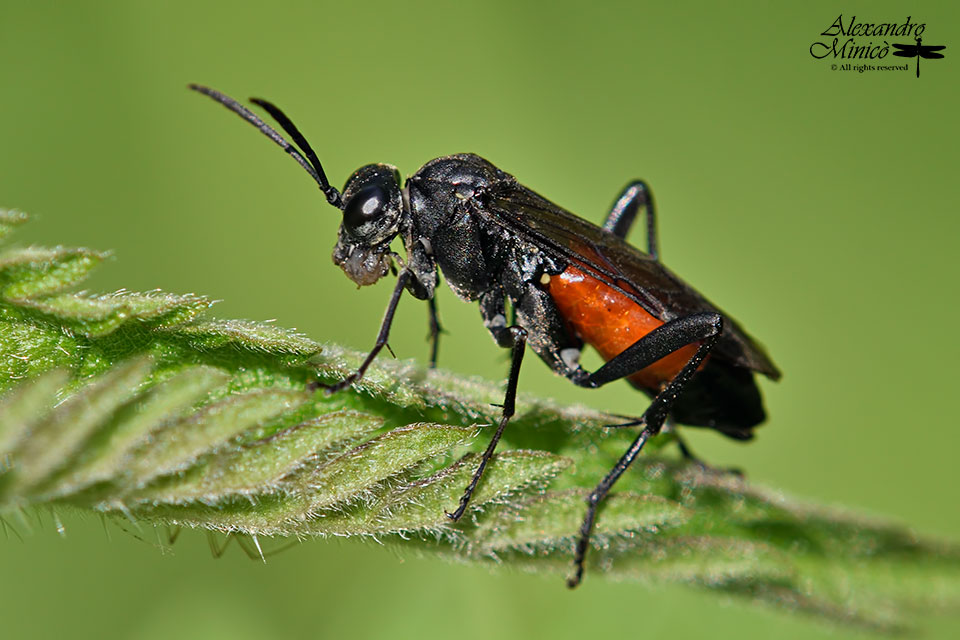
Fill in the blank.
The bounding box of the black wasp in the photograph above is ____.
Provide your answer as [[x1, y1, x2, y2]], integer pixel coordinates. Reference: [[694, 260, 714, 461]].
[[189, 85, 780, 587]]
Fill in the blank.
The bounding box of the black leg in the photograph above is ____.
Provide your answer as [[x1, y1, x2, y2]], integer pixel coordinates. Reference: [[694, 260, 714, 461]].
[[670, 428, 744, 478], [568, 427, 653, 588], [567, 312, 723, 587], [446, 325, 527, 521], [603, 417, 741, 474], [575, 313, 720, 391], [311, 270, 411, 394], [602, 180, 658, 260], [671, 426, 697, 461], [427, 296, 442, 369]]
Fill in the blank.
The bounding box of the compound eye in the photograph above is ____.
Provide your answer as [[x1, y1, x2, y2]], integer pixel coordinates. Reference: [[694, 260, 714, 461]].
[[343, 183, 388, 233]]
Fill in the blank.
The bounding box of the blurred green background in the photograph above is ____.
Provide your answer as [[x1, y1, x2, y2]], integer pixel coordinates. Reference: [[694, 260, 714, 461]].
[[1, 0, 958, 637]]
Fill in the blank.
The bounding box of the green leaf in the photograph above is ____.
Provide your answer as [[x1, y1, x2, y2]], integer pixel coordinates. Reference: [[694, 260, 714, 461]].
[[2, 357, 154, 498], [0, 211, 957, 633], [0, 246, 109, 299], [0, 209, 28, 241]]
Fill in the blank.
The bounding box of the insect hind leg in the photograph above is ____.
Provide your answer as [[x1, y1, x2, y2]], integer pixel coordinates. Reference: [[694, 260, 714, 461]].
[[669, 426, 745, 478], [567, 311, 723, 588]]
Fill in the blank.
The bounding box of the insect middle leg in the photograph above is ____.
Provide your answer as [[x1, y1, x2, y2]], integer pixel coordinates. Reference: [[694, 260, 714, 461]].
[[426, 296, 443, 368], [602, 179, 658, 259], [446, 289, 530, 521], [447, 333, 526, 521]]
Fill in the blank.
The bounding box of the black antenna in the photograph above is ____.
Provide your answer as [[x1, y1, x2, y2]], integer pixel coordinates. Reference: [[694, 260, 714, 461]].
[[188, 84, 342, 208]]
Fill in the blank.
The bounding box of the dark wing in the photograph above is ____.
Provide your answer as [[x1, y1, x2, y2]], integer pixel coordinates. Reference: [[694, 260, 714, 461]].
[[918, 45, 946, 58], [891, 43, 919, 57], [480, 181, 781, 379]]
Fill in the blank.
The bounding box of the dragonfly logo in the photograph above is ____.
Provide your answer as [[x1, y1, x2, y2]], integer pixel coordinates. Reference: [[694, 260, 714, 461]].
[[810, 14, 946, 77], [892, 37, 946, 77]]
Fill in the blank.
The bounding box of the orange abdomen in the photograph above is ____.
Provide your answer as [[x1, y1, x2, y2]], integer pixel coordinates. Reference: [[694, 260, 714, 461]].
[[547, 266, 699, 391]]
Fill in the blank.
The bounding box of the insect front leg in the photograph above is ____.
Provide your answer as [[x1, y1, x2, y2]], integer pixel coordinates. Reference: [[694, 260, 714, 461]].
[[311, 269, 411, 394], [446, 290, 528, 521], [565, 311, 723, 587], [602, 180, 659, 259]]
